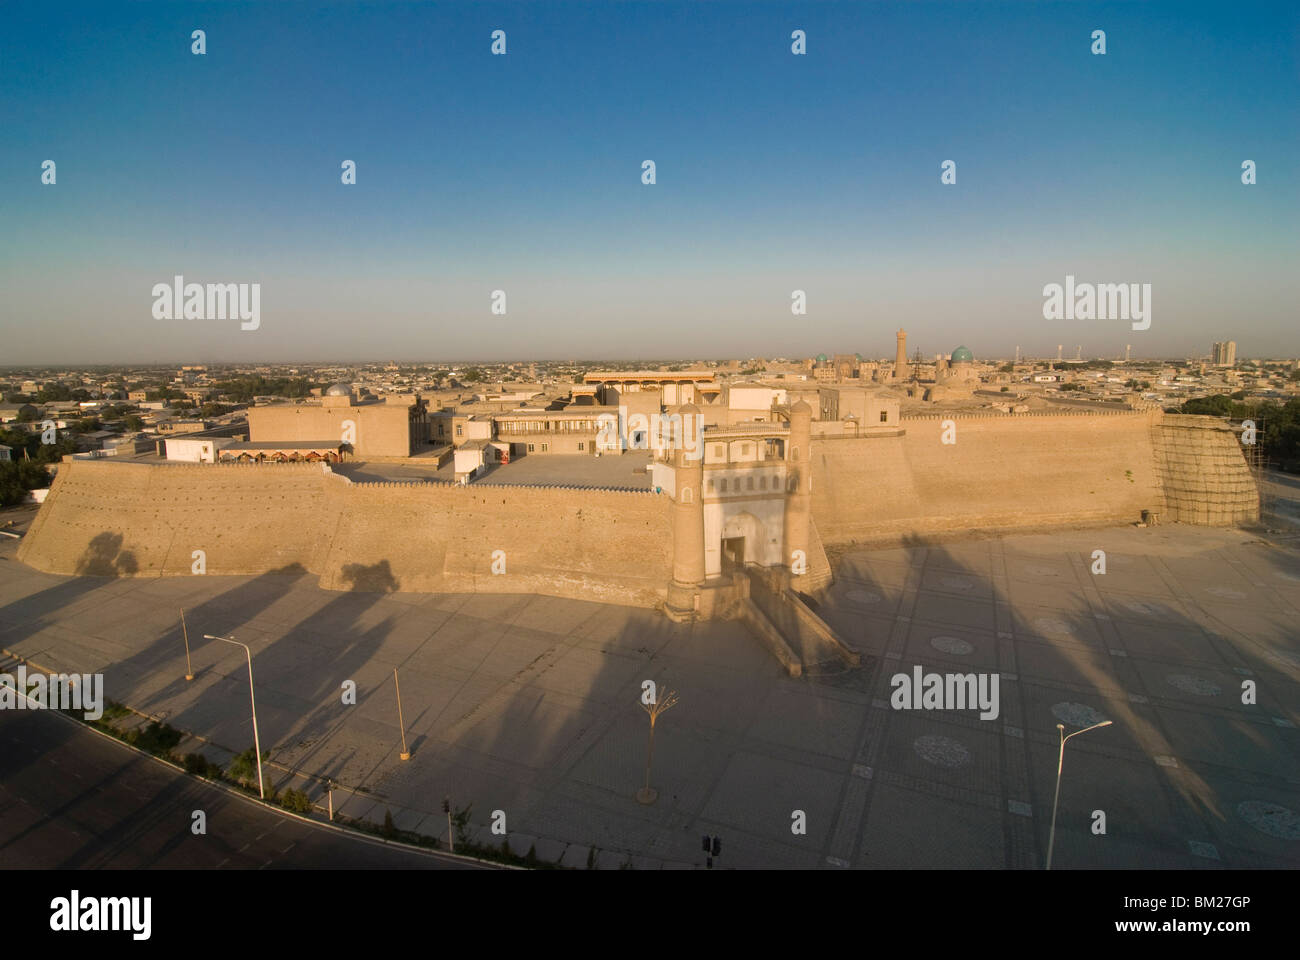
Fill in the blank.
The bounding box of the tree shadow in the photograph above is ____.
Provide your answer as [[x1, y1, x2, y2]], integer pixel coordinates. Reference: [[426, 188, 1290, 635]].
[[72, 531, 139, 576]]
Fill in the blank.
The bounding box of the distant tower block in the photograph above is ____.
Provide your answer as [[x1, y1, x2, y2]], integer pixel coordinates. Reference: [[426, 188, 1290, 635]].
[[895, 329, 909, 380], [784, 400, 813, 580], [1015, 345, 1020, 363], [1125, 344, 1131, 362], [1057, 345, 1063, 362]]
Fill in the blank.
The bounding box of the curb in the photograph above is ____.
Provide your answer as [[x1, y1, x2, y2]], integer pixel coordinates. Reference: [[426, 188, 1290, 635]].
[[0, 653, 511, 870]]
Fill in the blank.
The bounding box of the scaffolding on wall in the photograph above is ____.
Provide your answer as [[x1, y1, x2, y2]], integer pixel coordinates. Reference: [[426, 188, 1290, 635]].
[[1239, 415, 1273, 524]]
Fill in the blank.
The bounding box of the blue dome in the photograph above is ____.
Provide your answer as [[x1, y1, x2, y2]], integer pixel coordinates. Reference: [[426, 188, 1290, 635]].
[[950, 346, 974, 364]]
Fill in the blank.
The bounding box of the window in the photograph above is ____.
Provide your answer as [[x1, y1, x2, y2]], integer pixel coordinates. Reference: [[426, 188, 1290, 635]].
[[527, 443, 535, 452], [455, 425, 463, 437], [880, 409, 888, 423], [759, 476, 766, 489], [747, 476, 754, 490], [707, 479, 715, 492], [719, 478, 728, 493], [577, 442, 585, 451], [541, 443, 548, 452]]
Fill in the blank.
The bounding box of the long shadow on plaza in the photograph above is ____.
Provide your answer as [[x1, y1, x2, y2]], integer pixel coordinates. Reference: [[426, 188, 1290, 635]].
[[0, 535, 407, 794], [11, 523, 1295, 868], [816, 531, 1299, 868], [4, 531, 669, 856]]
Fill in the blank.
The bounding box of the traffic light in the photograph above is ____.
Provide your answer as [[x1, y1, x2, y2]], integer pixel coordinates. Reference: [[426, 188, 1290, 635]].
[[442, 798, 450, 814], [702, 835, 711, 853], [711, 837, 721, 857]]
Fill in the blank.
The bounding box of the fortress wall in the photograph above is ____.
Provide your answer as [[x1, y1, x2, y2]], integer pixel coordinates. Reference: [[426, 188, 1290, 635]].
[[17, 460, 330, 576], [19, 412, 1253, 604], [811, 411, 1166, 545], [1153, 416, 1259, 525], [18, 460, 672, 608], [315, 480, 673, 607]]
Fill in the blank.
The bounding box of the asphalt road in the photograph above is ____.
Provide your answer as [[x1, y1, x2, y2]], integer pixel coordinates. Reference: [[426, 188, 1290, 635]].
[[0, 708, 489, 869]]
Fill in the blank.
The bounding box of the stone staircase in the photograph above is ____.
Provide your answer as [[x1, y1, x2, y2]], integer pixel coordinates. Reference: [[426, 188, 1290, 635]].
[[732, 566, 861, 679]]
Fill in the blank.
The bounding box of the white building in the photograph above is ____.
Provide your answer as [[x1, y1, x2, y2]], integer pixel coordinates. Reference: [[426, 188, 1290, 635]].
[[164, 437, 233, 463]]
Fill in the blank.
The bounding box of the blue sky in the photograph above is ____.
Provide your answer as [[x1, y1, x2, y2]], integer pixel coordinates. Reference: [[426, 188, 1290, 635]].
[[1, 1, 1296, 364]]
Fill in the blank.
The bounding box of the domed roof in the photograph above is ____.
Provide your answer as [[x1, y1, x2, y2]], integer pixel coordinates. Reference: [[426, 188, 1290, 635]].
[[815, 353, 828, 363], [950, 346, 974, 364], [324, 382, 353, 397]]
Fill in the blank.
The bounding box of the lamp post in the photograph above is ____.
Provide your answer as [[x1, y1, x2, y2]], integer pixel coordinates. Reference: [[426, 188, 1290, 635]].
[[443, 797, 454, 854], [180, 609, 194, 681], [204, 634, 264, 800], [394, 668, 410, 761], [1046, 719, 1112, 870], [637, 686, 679, 804]]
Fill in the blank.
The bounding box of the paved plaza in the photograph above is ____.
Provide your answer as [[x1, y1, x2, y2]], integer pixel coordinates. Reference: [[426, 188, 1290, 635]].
[[1, 512, 1297, 869]]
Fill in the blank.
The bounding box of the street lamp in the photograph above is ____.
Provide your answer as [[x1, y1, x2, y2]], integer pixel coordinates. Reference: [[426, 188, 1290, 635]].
[[204, 634, 265, 800], [394, 668, 411, 761], [1046, 719, 1112, 870], [180, 609, 194, 681], [637, 686, 679, 804]]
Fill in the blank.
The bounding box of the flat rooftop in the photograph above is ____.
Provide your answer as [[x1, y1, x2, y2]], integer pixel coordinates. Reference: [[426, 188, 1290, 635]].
[[336, 452, 656, 490]]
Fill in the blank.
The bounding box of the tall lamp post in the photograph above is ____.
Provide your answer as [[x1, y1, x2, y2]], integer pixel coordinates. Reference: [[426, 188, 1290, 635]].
[[637, 687, 679, 804], [394, 668, 411, 761], [204, 634, 265, 800], [180, 609, 194, 681], [1046, 719, 1112, 870]]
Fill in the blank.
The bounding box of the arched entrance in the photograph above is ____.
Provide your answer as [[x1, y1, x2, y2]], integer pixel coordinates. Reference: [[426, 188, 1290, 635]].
[[721, 511, 765, 571]]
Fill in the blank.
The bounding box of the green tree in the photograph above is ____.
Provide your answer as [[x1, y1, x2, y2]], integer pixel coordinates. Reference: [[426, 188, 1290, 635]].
[[0, 461, 52, 506]]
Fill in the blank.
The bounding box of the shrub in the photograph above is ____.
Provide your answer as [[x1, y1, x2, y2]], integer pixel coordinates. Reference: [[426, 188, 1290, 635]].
[[227, 747, 263, 785], [280, 788, 312, 814], [182, 752, 207, 775]]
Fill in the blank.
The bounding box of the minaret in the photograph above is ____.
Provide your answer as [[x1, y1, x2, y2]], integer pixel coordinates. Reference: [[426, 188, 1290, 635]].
[[895, 329, 908, 380], [784, 400, 812, 581], [664, 403, 704, 621]]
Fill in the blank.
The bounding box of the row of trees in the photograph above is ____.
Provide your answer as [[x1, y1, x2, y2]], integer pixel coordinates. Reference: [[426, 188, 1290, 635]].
[[0, 427, 77, 463], [210, 376, 318, 403], [1176, 395, 1300, 472]]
